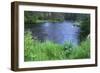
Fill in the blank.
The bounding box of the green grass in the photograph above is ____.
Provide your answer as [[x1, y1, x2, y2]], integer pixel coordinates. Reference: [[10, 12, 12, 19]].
[[69, 39, 90, 59], [24, 31, 90, 61]]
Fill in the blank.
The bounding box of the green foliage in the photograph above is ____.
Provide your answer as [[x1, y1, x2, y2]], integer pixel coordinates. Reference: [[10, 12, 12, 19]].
[[24, 11, 64, 25], [78, 15, 90, 41], [24, 11, 90, 61], [24, 31, 67, 61], [69, 39, 90, 59], [48, 18, 63, 23], [24, 12, 41, 24], [64, 13, 77, 20], [24, 31, 90, 61]]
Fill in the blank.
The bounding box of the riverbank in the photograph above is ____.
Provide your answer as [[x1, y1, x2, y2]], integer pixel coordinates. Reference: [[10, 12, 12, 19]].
[[24, 31, 90, 61], [25, 19, 64, 24]]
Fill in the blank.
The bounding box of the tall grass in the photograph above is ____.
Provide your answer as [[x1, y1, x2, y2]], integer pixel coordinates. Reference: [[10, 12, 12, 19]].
[[24, 31, 67, 61], [69, 39, 90, 59], [24, 31, 90, 61]]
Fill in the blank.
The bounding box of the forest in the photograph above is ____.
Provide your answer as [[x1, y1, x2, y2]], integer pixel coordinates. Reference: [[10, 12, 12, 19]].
[[24, 11, 90, 61]]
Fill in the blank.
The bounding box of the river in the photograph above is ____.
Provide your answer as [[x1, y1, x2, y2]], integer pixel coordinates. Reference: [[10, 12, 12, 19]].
[[26, 21, 80, 45]]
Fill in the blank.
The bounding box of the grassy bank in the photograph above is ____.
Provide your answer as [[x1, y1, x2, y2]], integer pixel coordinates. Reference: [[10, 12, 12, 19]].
[[24, 31, 90, 61]]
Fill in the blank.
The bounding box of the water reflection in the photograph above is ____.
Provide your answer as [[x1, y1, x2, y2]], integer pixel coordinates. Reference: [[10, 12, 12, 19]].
[[27, 21, 80, 45]]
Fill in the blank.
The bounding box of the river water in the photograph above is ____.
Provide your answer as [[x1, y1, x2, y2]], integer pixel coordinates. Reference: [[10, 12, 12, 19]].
[[27, 21, 80, 45]]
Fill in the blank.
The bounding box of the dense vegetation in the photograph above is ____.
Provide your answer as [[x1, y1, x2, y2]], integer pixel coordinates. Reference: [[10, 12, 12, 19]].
[[24, 31, 90, 61], [24, 11, 64, 24], [24, 11, 90, 61], [78, 15, 90, 41], [24, 11, 89, 24]]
